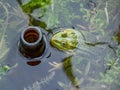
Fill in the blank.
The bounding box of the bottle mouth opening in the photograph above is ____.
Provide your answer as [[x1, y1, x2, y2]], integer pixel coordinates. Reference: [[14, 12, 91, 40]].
[[19, 26, 47, 58], [24, 29, 39, 43], [21, 26, 42, 46]]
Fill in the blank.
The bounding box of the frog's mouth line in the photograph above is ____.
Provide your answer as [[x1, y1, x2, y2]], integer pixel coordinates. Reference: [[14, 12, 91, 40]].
[[50, 39, 66, 51], [50, 39, 77, 51]]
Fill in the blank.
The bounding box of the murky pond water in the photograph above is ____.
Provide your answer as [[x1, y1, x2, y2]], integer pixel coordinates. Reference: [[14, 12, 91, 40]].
[[0, 0, 120, 90]]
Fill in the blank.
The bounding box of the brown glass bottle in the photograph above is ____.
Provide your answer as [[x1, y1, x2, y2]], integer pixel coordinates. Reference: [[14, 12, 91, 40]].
[[19, 26, 46, 58]]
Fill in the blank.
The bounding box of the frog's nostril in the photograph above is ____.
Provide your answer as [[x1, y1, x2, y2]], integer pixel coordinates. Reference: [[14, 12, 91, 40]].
[[61, 32, 67, 37]]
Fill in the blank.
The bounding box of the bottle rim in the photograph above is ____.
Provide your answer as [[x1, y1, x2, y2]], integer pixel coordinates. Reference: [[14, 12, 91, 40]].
[[20, 26, 42, 46]]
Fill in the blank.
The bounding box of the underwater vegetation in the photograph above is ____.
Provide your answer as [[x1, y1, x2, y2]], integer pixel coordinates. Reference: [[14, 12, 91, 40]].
[[21, 0, 51, 15], [20, 0, 120, 89], [114, 25, 120, 44], [42, 0, 81, 29], [99, 50, 120, 85], [0, 1, 20, 80], [0, 1, 9, 62], [24, 71, 55, 90], [0, 0, 120, 90], [17, 0, 51, 31], [48, 0, 120, 89], [0, 65, 10, 80], [0, 1, 10, 79]]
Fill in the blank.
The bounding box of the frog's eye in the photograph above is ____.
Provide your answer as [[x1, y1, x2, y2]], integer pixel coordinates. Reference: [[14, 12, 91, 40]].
[[62, 41, 67, 46]]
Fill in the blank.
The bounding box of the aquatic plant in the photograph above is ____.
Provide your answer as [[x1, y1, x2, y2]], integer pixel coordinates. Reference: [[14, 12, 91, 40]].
[[78, 0, 120, 36], [99, 50, 120, 85], [47, 1, 120, 89], [21, 0, 51, 15], [24, 71, 55, 90], [58, 81, 79, 90], [0, 63, 18, 80], [56, 59, 97, 90], [113, 25, 120, 44], [0, 1, 9, 62], [0, 35, 9, 62], [78, 0, 108, 35], [0, 0, 119, 90], [0, 65, 10, 80], [0, 1, 20, 80], [42, 0, 81, 28], [49, 55, 96, 89], [17, 0, 50, 30]]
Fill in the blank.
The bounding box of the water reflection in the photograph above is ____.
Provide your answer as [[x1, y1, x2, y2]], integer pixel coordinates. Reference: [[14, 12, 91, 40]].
[[27, 60, 41, 66], [62, 56, 79, 89], [1, 0, 120, 90]]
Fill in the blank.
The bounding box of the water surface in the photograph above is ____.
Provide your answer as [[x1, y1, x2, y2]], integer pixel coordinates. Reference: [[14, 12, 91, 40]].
[[0, 0, 120, 90]]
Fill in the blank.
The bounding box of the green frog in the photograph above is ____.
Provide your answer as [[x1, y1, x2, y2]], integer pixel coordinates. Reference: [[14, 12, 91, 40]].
[[50, 29, 85, 51], [50, 28, 108, 52]]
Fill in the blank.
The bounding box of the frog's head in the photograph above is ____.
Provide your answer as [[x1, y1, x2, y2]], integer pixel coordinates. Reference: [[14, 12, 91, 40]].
[[50, 29, 78, 51]]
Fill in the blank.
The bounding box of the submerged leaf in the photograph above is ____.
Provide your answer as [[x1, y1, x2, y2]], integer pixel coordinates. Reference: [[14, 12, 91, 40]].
[[24, 72, 55, 90], [48, 62, 62, 72], [0, 1, 9, 62], [84, 61, 91, 76], [78, 78, 84, 85], [58, 81, 67, 88], [0, 35, 9, 62]]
